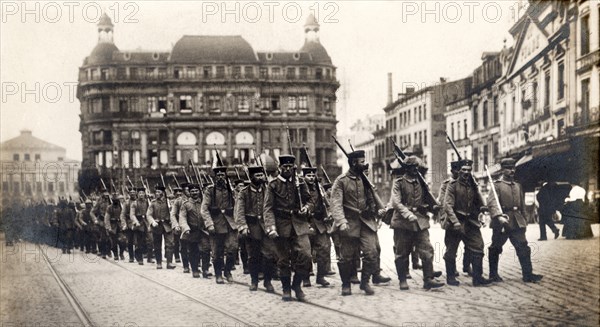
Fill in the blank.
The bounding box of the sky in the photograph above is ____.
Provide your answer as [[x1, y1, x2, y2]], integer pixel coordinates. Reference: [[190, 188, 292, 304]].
[[1, 1, 525, 161]]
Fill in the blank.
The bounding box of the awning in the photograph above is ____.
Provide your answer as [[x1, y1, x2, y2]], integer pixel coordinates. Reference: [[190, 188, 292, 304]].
[[516, 154, 532, 167]]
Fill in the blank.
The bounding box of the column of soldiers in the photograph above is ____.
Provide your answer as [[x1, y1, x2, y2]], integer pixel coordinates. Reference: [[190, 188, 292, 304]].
[[1, 150, 545, 302]]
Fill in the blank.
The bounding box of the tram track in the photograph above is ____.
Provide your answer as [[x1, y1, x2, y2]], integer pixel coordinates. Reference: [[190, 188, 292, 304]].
[[39, 245, 95, 327]]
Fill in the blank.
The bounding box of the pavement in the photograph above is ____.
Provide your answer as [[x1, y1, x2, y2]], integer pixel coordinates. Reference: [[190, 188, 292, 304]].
[[1, 223, 598, 327]]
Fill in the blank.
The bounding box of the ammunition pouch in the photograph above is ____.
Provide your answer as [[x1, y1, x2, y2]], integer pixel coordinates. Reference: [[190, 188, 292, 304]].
[[209, 207, 221, 216], [245, 215, 260, 224], [224, 208, 234, 216]]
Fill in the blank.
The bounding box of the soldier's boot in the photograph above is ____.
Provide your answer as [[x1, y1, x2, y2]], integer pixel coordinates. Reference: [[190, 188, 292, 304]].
[[201, 252, 212, 278], [338, 263, 352, 296], [359, 272, 375, 295], [224, 256, 235, 283], [214, 261, 225, 284], [166, 259, 176, 270], [422, 260, 444, 289], [372, 270, 392, 285], [518, 247, 543, 283], [472, 253, 492, 287], [281, 276, 293, 301], [292, 274, 307, 302], [316, 275, 330, 287], [250, 265, 259, 291], [488, 247, 503, 282], [445, 259, 460, 286], [395, 258, 409, 290], [411, 250, 422, 270], [462, 248, 472, 276]]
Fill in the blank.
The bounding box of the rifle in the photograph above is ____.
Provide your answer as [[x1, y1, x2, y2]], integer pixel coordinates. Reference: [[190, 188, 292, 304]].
[[172, 175, 181, 189], [126, 175, 135, 190], [348, 139, 355, 152], [234, 166, 242, 180], [302, 144, 331, 219], [181, 167, 192, 184], [445, 132, 486, 207], [484, 165, 502, 230], [286, 125, 304, 209], [140, 176, 152, 205], [332, 135, 385, 210], [213, 144, 235, 194], [100, 178, 114, 205], [160, 173, 171, 211], [390, 138, 439, 210], [320, 165, 332, 184], [189, 159, 203, 186]]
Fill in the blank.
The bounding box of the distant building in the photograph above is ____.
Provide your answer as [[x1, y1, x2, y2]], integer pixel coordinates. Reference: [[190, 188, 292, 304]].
[[0, 130, 80, 202], [77, 13, 340, 191]]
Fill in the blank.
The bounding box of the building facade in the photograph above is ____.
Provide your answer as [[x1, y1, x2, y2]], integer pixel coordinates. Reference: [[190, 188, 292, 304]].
[[0, 130, 80, 202], [77, 14, 340, 191]]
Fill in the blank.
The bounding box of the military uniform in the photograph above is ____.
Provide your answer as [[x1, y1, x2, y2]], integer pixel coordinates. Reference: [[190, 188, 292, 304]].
[[487, 158, 542, 283], [179, 190, 211, 278], [146, 195, 175, 268], [306, 180, 332, 285], [390, 163, 443, 290], [56, 201, 76, 253], [76, 204, 97, 253], [130, 197, 149, 264], [170, 193, 189, 271], [120, 195, 137, 261], [201, 177, 238, 282], [235, 179, 276, 290], [264, 155, 314, 301], [443, 168, 489, 286], [91, 197, 111, 257], [104, 200, 127, 260], [330, 168, 379, 294]]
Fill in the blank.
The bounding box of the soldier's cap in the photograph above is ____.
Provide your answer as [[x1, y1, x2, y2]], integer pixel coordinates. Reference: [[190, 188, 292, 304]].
[[322, 182, 333, 191], [278, 155, 296, 165], [403, 155, 422, 167], [180, 182, 189, 189], [348, 150, 365, 160], [128, 188, 137, 193], [202, 181, 212, 187], [233, 179, 245, 185], [459, 159, 474, 168], [84, 199, 92, 204], [155, 185, 166, 192], [213, 166, 227, 174], [500, 158, 516, 168], [302, 167, 317, 175], [111, 193, 120, 200], [243, 180, 252, 186], [247, 166, 264, 175], [136, 187, 146, 192], [188, 183, 201, 191], [450, 160, 461, 171], [172, 187, 183, 192]]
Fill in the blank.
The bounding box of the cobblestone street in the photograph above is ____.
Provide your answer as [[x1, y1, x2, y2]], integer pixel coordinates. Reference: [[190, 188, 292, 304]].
[[1, 224, 598, 327]]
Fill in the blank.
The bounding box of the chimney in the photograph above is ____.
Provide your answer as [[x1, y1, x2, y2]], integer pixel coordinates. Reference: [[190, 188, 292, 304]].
[[406, 87, 415, 95], [387, 73, 393, 105], [20, 129, 32, 136]]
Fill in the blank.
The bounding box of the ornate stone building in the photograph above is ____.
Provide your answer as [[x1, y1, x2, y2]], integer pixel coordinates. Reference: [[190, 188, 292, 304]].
[[77, 14, 340, 190]]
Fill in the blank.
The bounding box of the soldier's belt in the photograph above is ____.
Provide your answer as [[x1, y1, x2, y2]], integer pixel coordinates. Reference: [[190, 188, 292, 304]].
[[502, 207, 519, 211], [245, 215, 261, 223], [274, 208, 298, 216]]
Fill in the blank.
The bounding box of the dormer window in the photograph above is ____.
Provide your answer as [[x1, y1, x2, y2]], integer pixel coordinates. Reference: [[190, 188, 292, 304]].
[[266, 53, 273, 60]]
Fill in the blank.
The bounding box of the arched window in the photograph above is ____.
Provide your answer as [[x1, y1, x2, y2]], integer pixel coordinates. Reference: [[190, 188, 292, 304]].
[[235, 131, 254, 145], [206, 131, 225, 145], [177, 131, 197, 145]]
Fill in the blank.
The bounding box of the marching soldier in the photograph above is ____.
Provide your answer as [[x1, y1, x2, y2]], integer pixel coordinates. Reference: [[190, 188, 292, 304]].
[[77, 199, 97, 254], [302, 167, 332, 287], [390, 156, 444, 290], [438, 160, 472, 285], [180, 184, 211, 278], [487, 158, 543, 283], [147, 186, 176, 269], [235, 165, 276, 292], [170, 184, 190, 273], [120, 188, 138, 262], [264, 155, 314, 301], [56, 199, 76, 254], [201, 166, 238, 284], [330, 150, 383, 296], [104, 194, 127, 261], [91, 191, 111, 258], [130, 188, 148, 265], [443, 159, 491, 286]]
